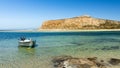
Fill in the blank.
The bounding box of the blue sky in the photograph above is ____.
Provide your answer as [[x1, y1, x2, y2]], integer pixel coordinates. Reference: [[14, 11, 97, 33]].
[[0, 0, 120, 29]]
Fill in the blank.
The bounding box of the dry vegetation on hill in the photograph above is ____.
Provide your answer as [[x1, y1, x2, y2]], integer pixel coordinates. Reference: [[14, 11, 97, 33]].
[[40, 15, 120, 30]]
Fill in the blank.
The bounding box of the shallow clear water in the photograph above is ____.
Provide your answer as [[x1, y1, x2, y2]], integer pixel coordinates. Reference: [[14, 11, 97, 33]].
[[0, 31, 120, 68]]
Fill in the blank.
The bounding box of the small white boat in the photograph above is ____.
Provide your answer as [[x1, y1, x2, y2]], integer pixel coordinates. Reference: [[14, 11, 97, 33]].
[[18, 37, 36, 47]]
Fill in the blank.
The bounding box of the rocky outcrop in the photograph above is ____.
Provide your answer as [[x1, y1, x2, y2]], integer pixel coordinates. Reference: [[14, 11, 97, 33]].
[[52, 56, 120, 68], [108, 58, 120, 65], [40, 15, 120, 30]]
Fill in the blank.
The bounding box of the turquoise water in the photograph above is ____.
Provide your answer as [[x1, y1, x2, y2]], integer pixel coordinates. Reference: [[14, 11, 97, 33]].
[[0, 31, 120, 68]]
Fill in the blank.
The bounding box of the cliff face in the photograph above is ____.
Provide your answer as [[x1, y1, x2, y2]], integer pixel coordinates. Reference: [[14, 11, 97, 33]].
[[40, 15, 120, 30]]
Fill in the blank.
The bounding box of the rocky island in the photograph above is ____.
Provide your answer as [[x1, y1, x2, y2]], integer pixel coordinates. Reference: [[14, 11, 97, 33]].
[[39, 15, 120, 31]]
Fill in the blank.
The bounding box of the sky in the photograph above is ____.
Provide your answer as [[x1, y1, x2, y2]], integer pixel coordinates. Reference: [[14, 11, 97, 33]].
[[0, 0, 120, 29]]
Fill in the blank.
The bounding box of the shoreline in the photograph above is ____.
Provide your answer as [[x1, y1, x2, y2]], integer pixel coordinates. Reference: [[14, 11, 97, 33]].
[[37, 29, 120, 32], [0, 29, 120, 32]]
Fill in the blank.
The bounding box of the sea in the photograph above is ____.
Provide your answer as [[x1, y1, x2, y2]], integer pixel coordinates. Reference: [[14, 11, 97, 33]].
[[0, 31, 120, 68]]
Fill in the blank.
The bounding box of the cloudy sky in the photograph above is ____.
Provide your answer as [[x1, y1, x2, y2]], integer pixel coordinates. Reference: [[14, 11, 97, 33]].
[[0, 0, 120, 29]]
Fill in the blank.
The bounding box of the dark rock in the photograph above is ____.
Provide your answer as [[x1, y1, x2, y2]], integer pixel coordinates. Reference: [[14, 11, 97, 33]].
[[87, 57, 97, 61], [110, 46, 119, 50], [108, 58, 120, 65], [101, 46, 119, 50]]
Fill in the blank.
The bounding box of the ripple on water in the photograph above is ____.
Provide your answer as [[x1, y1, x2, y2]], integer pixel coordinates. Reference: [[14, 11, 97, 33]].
[[0, 31, 120, 68]]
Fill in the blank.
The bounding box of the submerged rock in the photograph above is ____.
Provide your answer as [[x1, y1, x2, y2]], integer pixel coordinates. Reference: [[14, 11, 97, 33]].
[[52, 56, 72, 67], [101, 46, 119, 50]]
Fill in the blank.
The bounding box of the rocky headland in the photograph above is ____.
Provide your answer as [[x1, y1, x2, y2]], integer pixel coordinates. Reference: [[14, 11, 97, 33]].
[[39, 15, 120, 30]]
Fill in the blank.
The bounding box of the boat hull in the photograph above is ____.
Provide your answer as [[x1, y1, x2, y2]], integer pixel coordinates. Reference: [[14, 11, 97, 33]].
[[18, 41, 36, 47]]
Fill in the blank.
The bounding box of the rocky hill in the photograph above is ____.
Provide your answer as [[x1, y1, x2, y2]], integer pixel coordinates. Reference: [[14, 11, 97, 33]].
[[40, 15, 120, 30]]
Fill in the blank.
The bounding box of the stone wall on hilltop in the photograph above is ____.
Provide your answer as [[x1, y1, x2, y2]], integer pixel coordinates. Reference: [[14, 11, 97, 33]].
[[40, 15, 120, 30]]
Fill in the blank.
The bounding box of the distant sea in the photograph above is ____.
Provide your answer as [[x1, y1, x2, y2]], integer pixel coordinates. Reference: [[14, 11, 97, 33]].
[[0, 31, 120, 68]]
